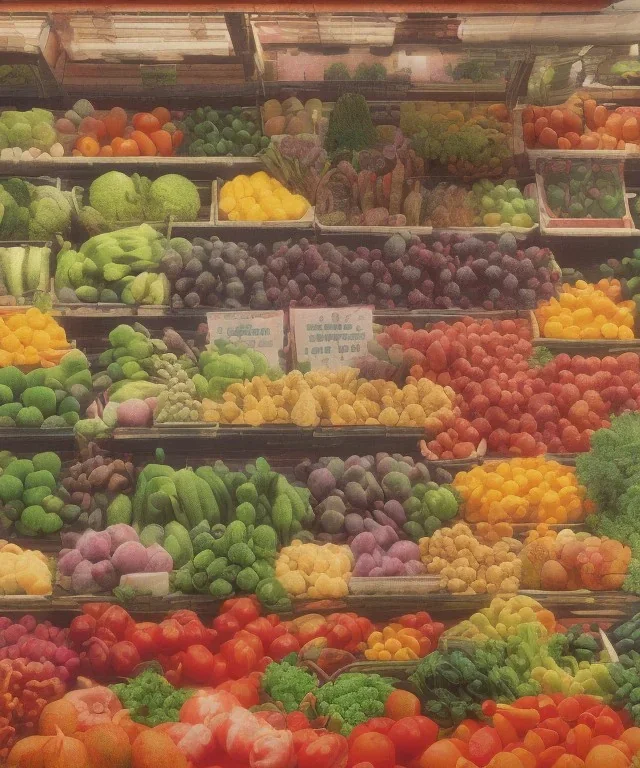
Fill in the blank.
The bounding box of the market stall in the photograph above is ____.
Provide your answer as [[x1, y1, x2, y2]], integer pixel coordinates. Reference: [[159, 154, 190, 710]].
[[0, 4, 640, 767]]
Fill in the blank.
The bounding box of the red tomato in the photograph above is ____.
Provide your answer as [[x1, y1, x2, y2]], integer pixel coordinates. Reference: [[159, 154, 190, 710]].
[[157, 619, 186, 653], [348, 733, 395, 768], [109, 640, 140, 677], [268, 633, 300, 661], [298, 733, 349, 768], [389, 717, 439, 758]]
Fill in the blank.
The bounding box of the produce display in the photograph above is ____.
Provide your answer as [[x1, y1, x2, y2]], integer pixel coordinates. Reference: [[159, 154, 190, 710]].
[[453, 458, 589, 525], [0, 244, 50, 303], [182, 105, 268, 157], [54, 225, 172, 304], [210, 369, 455, 428], [294, 453, 455, 542], [218, 171, 310, 222], [10, 34, 640, 768], [522, 91, 640, 150], [541, 159, 627, 221], [400, 101, 513, 179], [0, 348, 90, 428], [428, 178, 539, 229]]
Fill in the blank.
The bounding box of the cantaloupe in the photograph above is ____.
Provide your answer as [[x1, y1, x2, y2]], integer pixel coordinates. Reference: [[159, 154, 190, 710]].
[[264, 116, 286, 137]]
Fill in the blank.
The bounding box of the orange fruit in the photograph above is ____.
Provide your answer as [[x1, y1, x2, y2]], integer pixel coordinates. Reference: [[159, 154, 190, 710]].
[[584, 745, 630, 768], [620, 728, 640, 754], [384, 689, 422, 720], [39, 699, 79, 735], [420, 740, 463, 768], [486, 754, 525, 768]]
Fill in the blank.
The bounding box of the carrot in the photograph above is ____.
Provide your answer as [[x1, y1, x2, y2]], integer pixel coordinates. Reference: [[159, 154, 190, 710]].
[[130, 130, 157, 156]]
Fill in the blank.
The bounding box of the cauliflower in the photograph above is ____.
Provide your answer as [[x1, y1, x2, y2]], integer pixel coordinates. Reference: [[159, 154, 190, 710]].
[[89, 171, 145, 223], [146, 174, 201, 222]]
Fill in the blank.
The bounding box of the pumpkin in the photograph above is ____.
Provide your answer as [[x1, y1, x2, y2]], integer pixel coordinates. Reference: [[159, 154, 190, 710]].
[[39, 699, 79, 736], [64, 686, 122, 730], [41, 729, 88, 768], [7, 729, 87, 768], [7, 735, 50, 767], [131, 730, 188, 768], [113, 709, 149, 745], [81, 723, 131, 768]]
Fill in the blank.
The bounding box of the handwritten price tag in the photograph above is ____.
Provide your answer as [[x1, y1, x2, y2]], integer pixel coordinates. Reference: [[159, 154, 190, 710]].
[[290, 306, 373, 370], [206, 310, 285, 369]]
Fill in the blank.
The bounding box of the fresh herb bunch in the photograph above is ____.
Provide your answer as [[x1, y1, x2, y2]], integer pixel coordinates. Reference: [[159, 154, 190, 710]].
[[111, 669, 194, 726]]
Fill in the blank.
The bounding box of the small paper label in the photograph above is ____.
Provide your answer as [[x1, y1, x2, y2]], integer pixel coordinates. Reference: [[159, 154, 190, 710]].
[[207, 310, 285, 369], [140, 64, 177, 87], [291, 306, 373, 370]]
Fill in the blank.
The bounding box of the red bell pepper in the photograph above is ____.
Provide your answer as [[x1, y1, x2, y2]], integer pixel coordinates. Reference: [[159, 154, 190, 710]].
[[82, 602, 110, 620], [213, 613, 241, 640], [86, 636, 111, 676], [298, 733, 349, 768], [169, 609, 200, 625], [217, 674, 261, 707], [183, 644, 216, 684], [96, 604, 133, 640], [245, 617, 279, 649], [221, 633, 260, 678], [68, 614, 96, 646], [210, 652, 229, 685], [219, 596, 260, 626], [110, 640, 141, 677], [269, 633, 300, 661], [125, 622, 159, 660], [157, 618, 186, 654]]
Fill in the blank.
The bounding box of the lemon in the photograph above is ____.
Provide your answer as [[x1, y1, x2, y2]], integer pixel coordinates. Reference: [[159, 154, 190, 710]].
[[274, 187, 291, 201], [250, 170, 270, 185], [271, 207, 288, 221]]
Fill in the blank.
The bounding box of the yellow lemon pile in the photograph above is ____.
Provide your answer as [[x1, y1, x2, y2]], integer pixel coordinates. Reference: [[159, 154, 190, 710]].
[[219, 171, 310, 222], [535, 280, 635, 340]]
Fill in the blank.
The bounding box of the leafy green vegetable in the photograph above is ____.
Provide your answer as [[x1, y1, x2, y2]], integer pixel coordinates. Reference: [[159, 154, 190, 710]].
[[111, 669, 193, 726], [262, 654, 318, 712], [314, 672, 395, 735]]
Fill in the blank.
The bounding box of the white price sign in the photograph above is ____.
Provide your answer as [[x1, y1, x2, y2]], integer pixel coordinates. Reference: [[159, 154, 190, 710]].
[[290, 306, 373, 370], [206, 310, 285, 369]]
